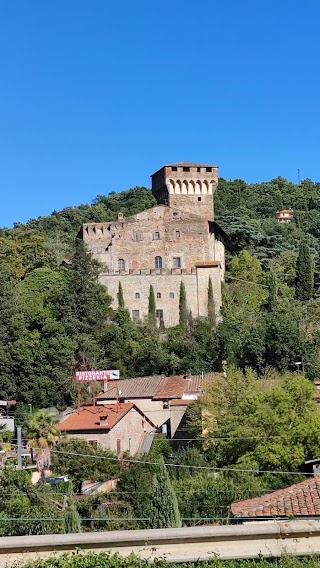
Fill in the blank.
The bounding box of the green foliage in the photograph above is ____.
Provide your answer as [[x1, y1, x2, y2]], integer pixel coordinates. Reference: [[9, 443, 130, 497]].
[[179, 281, 188, 328], [118, 281, 125, 309], [190, 366, 320, 471], [64, 484, 81, 533], [295, 239, 314, 300], [51, 438, 121, 492], [148, 284, 156, 327]]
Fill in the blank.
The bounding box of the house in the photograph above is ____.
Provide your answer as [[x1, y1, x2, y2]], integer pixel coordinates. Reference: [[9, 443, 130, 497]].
[[81, 162, 227, 327], [231, 476, 320, 521], [96, 372, 222, 442], [57, 403, 155, 456], [275, 209, 293, 223]]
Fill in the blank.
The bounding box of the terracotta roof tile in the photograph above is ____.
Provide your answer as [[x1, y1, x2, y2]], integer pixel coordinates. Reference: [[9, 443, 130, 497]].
[[58, 404, 134, 432], [231, 476, 320, 518], [96, 376, 165, 400], [152, 377, 188, 400]]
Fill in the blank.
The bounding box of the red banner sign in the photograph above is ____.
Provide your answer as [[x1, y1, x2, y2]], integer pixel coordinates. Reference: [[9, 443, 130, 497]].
[[75, 370, 120, 382]]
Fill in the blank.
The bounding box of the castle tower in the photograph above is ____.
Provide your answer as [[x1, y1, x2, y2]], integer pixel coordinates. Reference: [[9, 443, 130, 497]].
[[151, 162, 218, 220]]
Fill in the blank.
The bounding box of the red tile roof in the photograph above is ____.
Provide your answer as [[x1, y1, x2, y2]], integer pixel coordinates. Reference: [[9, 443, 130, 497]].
[[58, 404, 134, 432], [170, 399, 192, 406], [231, 476, 320, 518], [152, 377, 188, 400], [97, 376, 164, 400]]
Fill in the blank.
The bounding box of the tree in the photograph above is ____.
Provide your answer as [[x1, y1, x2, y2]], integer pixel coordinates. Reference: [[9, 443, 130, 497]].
[[148, 285, 156, 327], [118, 281, 125, 308], [64, 484, 81, 533], [24, 409, 60, 479], [265, 271, 278, 312], [148, 457, 181, 528], [179, 281, 188, 328], [295, 239, 314, 300], [207, 277, 216, 325], [190, 367, 320, 471]]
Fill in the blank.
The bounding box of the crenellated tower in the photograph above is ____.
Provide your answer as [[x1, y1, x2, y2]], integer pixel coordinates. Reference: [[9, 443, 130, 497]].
[[151, 162, 218, 220]]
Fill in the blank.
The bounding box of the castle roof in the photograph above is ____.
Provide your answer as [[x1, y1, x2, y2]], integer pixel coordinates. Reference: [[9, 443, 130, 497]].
[[166, 162, 218, 168]]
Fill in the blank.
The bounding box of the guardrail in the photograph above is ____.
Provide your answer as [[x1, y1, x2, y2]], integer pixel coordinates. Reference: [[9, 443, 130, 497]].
[[1, 520, 320, 566]]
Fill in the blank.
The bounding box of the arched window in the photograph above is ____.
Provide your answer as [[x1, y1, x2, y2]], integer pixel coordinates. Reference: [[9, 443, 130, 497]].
[[157, 292, 161, 299], [135, 292, 140, 299], [118, 258, 125, 271], [155, 256, 162, 269]]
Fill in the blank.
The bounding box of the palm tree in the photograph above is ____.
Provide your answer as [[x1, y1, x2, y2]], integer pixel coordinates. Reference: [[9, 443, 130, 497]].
[[24, 409, 60, 480]]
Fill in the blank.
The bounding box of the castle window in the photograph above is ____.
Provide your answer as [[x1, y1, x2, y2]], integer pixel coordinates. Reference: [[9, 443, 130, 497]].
[[206, 167, 212, 172], [197, 167, 201, 172], [198, 197, 201, 202], [172, 166, 177, 171], [135, 292, 140, 299], [153, 231, 160, 240], [132, 310, 140, 323], [133, 232, 142, 241], [183, 166, 190, 172], [157, 292, 161, 299], [170, 292, 174, 299], [173, 257, 181, 269], [118, 258, 125, 271], [176, 230, 181, 238], [156, 309, 164, 322], [155, 256, 163, 269]]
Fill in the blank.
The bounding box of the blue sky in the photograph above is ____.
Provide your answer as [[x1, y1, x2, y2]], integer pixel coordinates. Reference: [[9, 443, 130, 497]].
[[1, 0, 319, 227]]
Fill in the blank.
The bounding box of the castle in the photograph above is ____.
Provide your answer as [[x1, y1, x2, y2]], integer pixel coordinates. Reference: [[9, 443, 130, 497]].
[[82, 162, 227, 327]]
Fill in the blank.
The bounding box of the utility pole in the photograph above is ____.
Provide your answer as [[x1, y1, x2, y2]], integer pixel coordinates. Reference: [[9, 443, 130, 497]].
[[297, 169, 301, 185], [17, 426, 22, 470]]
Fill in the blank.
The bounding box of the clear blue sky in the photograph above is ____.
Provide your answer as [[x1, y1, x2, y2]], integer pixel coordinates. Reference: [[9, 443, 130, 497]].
[[1, 0, 319, 227]]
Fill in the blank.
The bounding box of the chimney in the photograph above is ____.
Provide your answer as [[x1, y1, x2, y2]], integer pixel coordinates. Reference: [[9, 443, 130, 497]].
[[99, 414, 108, 426]]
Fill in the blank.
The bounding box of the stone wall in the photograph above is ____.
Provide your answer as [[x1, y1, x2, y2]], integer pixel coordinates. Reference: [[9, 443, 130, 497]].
[[99, 265, 222, 327], [83, 205, 211, 272]]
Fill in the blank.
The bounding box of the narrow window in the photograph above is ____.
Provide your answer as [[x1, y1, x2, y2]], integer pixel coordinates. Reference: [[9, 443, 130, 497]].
[[176, 230, 181, 238], [170, 292, 174, 299], [118, 258, 125, 271], [197, 167, 201, 172], [135, 292, 140, 299], [132, 310, 140, 323], [155, 256, 163, 269], [206, 167, 212, 172], [153, 231, 160, 240], [128, 438, 131, 453], [172, 166, 177, 172], [173, 257, 181, 269], [198, 197, 201, 202], [183, 166, 190, 172], [133, 232, 142, 241], [156, 309, 164, 322], [117, 439, 121, 454], [157, 292, 161, 299]]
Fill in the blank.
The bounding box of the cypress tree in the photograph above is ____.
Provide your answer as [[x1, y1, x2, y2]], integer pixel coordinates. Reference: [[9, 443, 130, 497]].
[[295, 240, 314, 301], [64, 484, 81, 533], [148, 285, 157, 327], [207, 277, 216, 325], [118, 281, 125, 308], [266, 271, 278, 312], [148, 457, 181, 528], [179, 281, 188, 328]]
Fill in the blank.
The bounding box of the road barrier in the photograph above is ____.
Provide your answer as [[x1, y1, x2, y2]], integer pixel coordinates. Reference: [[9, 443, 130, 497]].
[[1, 520, 320, 566]]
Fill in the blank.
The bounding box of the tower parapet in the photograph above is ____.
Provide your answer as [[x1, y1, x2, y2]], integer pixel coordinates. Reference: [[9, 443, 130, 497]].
[[151, 162, 218, 219]]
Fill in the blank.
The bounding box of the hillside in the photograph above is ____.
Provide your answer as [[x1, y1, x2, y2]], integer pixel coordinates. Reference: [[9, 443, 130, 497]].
[[0, 177, 319, 415]]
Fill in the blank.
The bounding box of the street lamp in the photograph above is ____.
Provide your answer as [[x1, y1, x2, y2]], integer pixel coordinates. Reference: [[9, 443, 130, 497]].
[[295, 361, 303, 375], [28, 404, 32, 414]]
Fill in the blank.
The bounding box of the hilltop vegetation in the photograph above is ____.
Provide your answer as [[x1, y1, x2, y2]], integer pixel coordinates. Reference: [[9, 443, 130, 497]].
[[0, 178, 320, 415]]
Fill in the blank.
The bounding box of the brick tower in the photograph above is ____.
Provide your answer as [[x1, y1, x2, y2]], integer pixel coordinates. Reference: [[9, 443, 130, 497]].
[[151, 162, 218, 220]]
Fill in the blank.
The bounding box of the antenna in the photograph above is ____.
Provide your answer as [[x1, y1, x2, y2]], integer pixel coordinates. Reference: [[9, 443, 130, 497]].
[[297, 169, 301, 185]]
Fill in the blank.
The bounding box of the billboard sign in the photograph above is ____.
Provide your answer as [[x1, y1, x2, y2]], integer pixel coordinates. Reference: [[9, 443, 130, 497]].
[[75, 370, 120, 382]]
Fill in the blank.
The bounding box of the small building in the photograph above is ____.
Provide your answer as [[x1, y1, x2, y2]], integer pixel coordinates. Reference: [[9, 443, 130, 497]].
[[231, 476, 320, 521], [57, 403, 155, 456], [275, 209, 293, 223]]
